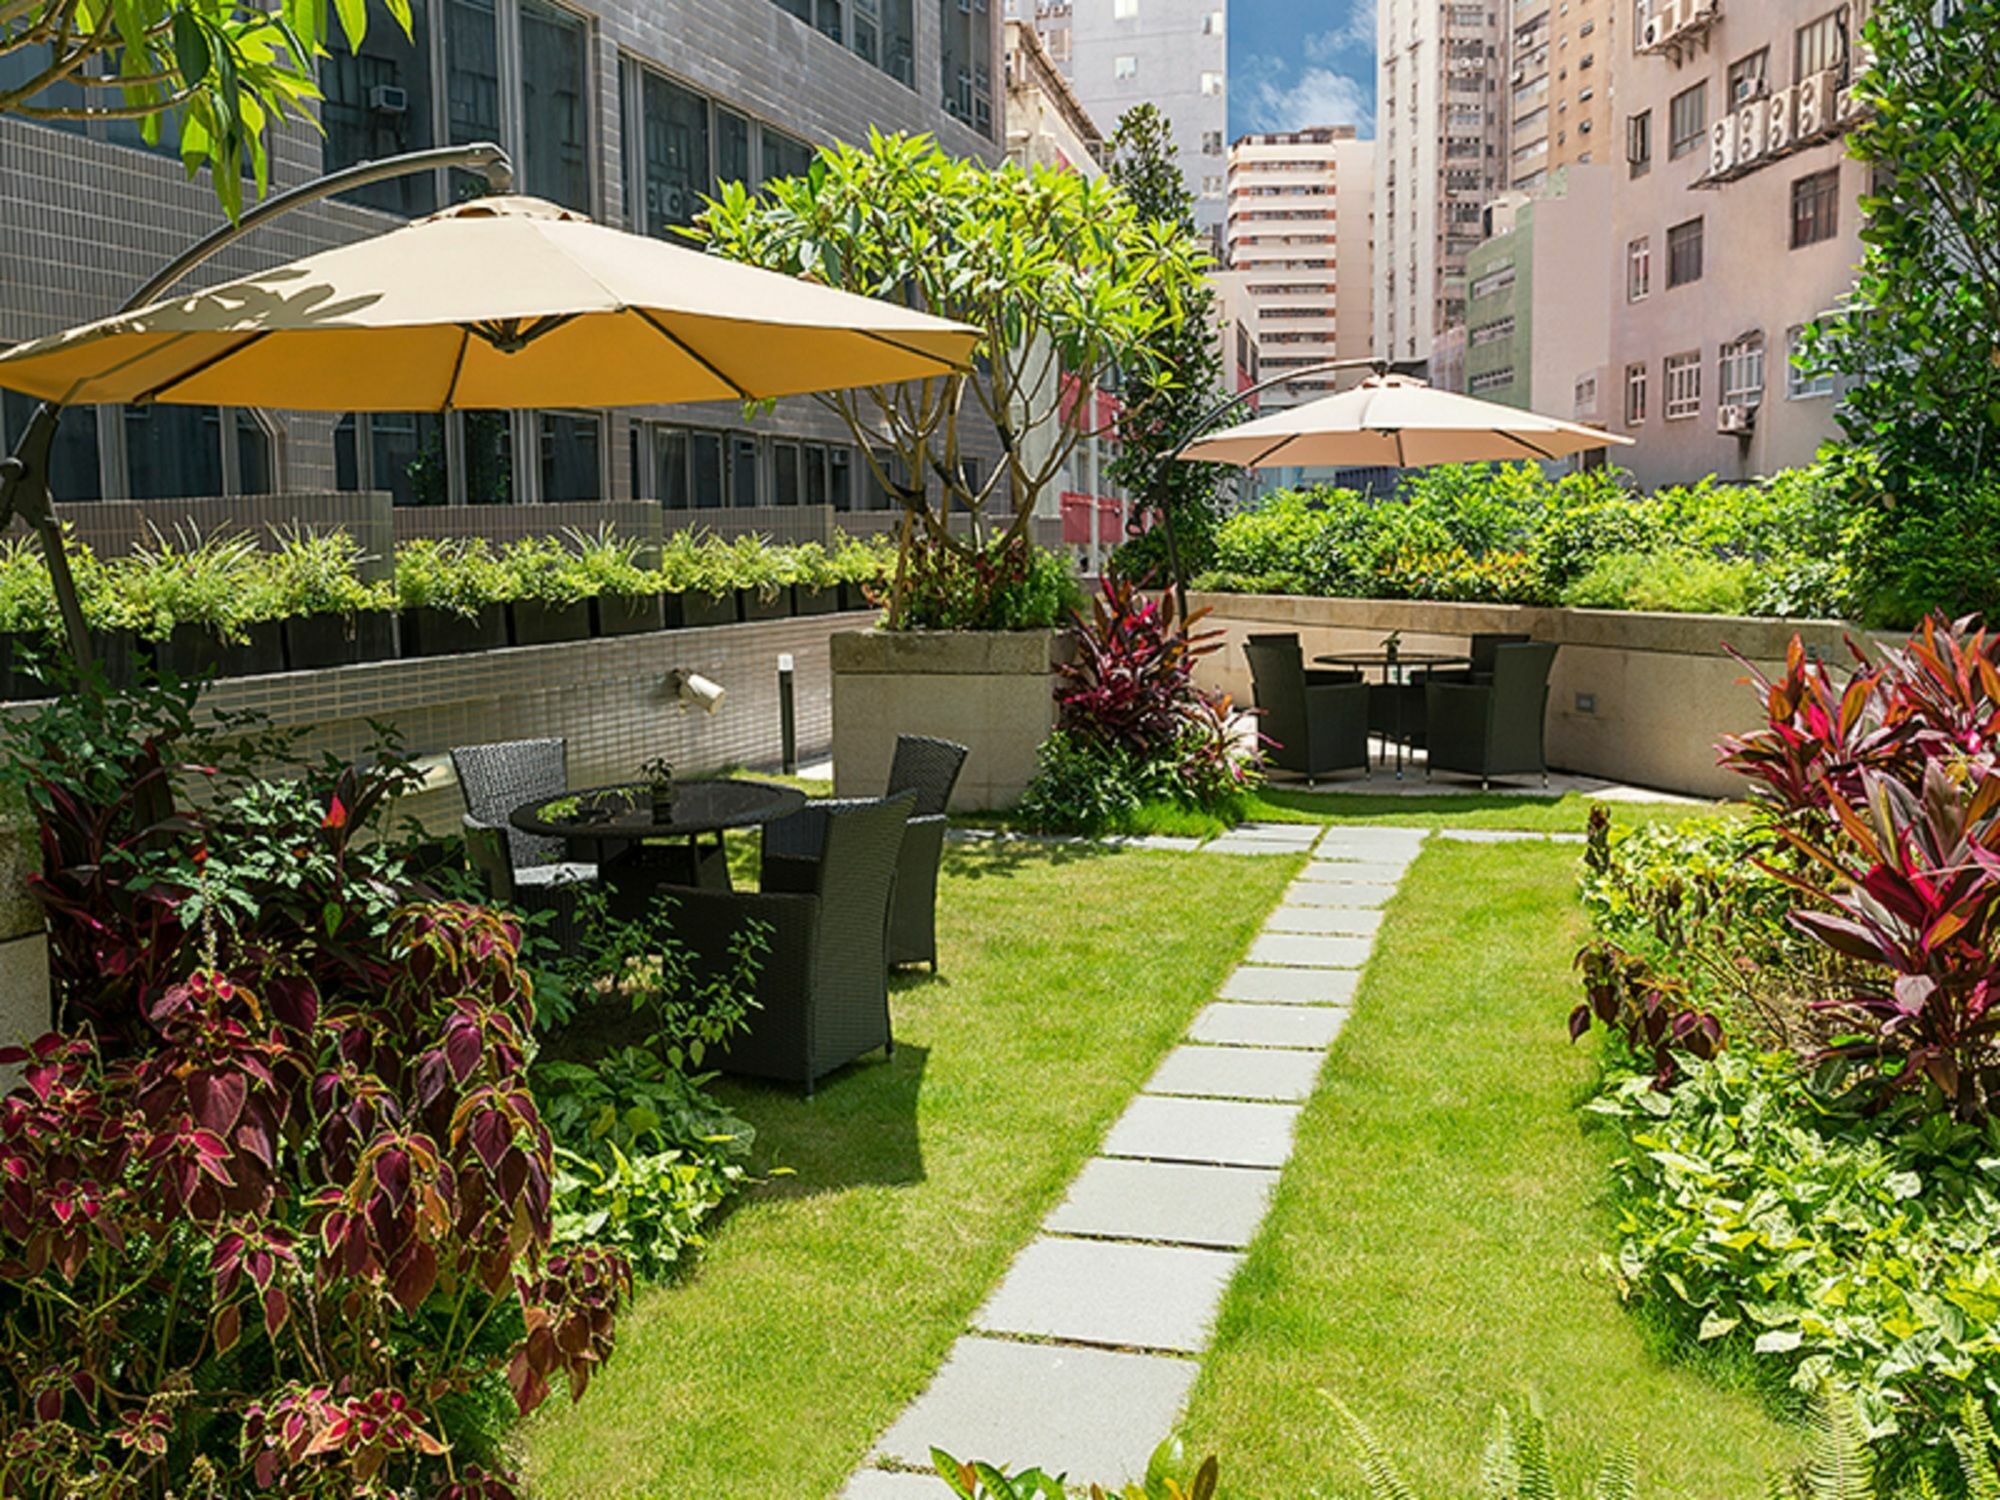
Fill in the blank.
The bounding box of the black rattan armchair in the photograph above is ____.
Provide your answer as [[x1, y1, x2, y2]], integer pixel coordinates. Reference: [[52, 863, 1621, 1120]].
[[1244, 636, 1370, 785], [763, 734, 967, 970], [452, 738, 598, 949], [1424, 641, 1559, 789], [677, 792, 915, 1095]]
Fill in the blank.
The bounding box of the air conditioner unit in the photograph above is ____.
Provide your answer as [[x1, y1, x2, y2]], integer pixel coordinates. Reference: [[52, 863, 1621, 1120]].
[[1708, 116, 1736, 178], [1766, 85, 1796, 154], [1837, 82, 1869, 123], [1736, 101, 1766, 164], [368, 84, 408, 115], [1639, 10, 1668, 49], [1797, 68, 1842, 136], [1718, 403, 1756, 435]]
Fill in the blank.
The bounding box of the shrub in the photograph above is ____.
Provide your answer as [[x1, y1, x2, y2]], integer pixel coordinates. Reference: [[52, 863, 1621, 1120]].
[[266, 526, 393, 619], [0, 538, 57, 637], [395, 537, 512, 617], [110, 528, 284, 643], [564, 525, 656, 597], [1560, 550, 1757, 615], [895, 538, 1080, 632], [500, 534, 596, 606]]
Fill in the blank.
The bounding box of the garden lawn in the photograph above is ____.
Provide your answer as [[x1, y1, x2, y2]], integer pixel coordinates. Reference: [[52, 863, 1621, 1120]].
[[520, 839, 1297, 1499], [1176, 838, 1799, 1498], [1247, 787, 1726, 832]]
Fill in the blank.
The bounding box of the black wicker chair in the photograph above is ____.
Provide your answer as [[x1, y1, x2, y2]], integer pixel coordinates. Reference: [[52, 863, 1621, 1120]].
[[763, 734, 968, 970], [1244, 635, 1371, 785], [451, 737, 598, 949], [676, 792, 915, 1095], [1423, 641, 1560, 789]]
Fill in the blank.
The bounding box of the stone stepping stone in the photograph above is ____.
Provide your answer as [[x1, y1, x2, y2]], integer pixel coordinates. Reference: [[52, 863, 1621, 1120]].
[[1304, 858, 1413, 883], [1318, 829, 1426, 854], [1101, 1094, 1302, 1168], [972, 1237, 1244, 1354], [1106, 834, 1205, 852], [1247, 932, 1374, 968], [1266, 906, 1384, 937], [1191, 1001, 1348, 1050], [1203, 836, 1305, 856], [1284, 879, 1399, 910], [871, 1336, 1197, 1486], [1219, 965, 1358, 1006], [1146, 1043, 1323, 1102], [1044, 1158, 1279, 1250], [1217, 823, 1321, 846], [842, 1470, 950, 1498]]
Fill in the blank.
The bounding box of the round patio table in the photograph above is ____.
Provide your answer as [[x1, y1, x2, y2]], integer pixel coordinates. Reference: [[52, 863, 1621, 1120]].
[[1315, 650, 1473, 779], [511, 777, 806, 898]]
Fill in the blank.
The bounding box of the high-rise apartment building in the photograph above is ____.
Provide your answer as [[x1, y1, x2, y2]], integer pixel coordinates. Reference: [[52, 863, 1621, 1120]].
[[1374, 0, 1507, 383], [1224, 126, 1375, 408], [1507, 0, 1616, 188], [1006, 0, 1229, 250], [1606, 0, 1870, 485], [0, 0, 1001, 519]]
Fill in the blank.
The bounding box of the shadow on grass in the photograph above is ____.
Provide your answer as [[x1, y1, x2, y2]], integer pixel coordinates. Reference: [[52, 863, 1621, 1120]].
[[942, 834, 1121, 881], [1257, 787, 1563, 822], [715, 1041, 930, 1199]]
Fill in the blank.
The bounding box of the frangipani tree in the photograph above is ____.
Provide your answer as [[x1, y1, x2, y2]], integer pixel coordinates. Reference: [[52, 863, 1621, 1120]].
[[0, 0, 400, 216], [697, 130, 1210, 623]]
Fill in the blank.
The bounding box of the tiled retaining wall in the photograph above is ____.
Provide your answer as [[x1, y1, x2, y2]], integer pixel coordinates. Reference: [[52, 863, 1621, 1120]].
[[1193, 593, 1859, 800]]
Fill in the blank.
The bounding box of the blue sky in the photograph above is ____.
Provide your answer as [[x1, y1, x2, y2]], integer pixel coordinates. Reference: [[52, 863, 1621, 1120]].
[[1228, 0, 1377, 140]]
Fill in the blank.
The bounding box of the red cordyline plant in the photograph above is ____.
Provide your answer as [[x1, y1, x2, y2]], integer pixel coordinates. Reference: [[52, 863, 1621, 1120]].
[[1718, 614, 2000, 1119], [1056, 575, 1228, 757], [0, 904, 629, 1499]]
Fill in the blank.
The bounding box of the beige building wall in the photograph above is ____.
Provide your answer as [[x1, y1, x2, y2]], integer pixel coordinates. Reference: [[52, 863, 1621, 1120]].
[[1528, 166, 1615, 424], [1225, 127, 1374, 408], [1606, 0, 1870, 486], [1508, 0, 1617, 189], [1004, 18, 1104, 176], [1374, 0, 1507, 383]]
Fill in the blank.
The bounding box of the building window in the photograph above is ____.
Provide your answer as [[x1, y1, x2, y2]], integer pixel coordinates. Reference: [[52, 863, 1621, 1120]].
[[632, 68, 709, 235], [1201, 71, 1224, 95], [690, 430, 725, 508], [320, 0, 437, 215], [716, 108, 753, 184], [1114, 0, 1137, 15], [840, 0, 916, 87], [1, 391, 100, 502], [1469, 368, 1516, 395], [1626, 109, 1651, 176], [444, 0, 502, 168], [538, 412, 602, 500], [1787, 325, 1837, 399], [1624, 362, 1648, 425], [1666, 217, 1704, 287], [1727, 47, 1770, 106], [1470, 317, 1516, 347], [1114, 54, 1137, 78], [1795, 11, 1845, 80], [1203, 9, 1224, 33], [1664, 351, 1702, 420], [1202, 130, 1224, 155], [940, 0, 994, 136], [334, 413, 448, 506], [124, 407, 223, 500], [517, 0, 592, 212], [1574, 374, 1599, 419], [763, 128, 814, 182], [1668, 81, 1706, 158], [652, 426, 690, 509], [1791, 167, 1841, 247], [1719, 332, 1767, 410], [1626, 236, 1651, 301]]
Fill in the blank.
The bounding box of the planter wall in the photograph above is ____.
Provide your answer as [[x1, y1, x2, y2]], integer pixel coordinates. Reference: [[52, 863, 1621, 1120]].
[[0, 820, 48, 1083], [285, 611, 399, 671], [508, 600, 593, 647], [738, 588, 790, 624], [1190, 593, 1859, 800], [830, 629, 1071, 812], [150, 620, 287, 681], [595, 594, 666, 637], [401, 604, 509, 658]]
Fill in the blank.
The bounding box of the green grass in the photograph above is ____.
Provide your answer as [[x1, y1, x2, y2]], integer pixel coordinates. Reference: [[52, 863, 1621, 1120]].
[[1175, 839, 1799, 1498], [520, 839, 1299, 1499], [1244, 787, 1729, 832]]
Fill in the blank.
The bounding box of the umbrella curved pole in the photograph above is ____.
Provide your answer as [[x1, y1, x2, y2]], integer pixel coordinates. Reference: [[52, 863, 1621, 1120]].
[[1148, 354, 1396, 614], [0, 141, 514, 680]]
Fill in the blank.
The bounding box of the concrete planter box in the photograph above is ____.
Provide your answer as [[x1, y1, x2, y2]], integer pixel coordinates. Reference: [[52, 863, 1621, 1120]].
[[831, 629, 1070, 811], [1190, 592, 1859, 800], [0, 819, 48, 1066]]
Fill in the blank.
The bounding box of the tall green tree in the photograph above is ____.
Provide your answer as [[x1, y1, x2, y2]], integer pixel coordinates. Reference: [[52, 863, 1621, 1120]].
[[1803, 0, 2000, 485], [1, 0, 400, 216], [1102, 103, 1230, 584], [696, 129, 1206, 622]]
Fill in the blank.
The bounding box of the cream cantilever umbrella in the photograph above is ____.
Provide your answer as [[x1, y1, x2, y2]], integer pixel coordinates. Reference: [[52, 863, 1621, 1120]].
[[0, 194, 978, 410], [1177, 372, 1633, 469]]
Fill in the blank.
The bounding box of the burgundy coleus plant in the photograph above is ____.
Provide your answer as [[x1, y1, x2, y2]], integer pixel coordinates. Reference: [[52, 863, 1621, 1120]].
[[1570, 940, 1725, 1089], [0, 904, 629, 1500]]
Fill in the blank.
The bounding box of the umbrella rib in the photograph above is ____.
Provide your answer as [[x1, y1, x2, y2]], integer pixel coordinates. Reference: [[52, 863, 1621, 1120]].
[[853, 327, 967, 376], [1508, 433, 1562, 461], [442, 326, 472, 411], [133, 331, 274, 404], [1243, 436, 1293, 470], [633, 308, 753, 401]]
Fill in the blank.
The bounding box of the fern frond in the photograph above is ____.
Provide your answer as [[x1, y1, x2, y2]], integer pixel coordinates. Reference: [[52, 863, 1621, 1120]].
[[1764, 1469, 1798, 1500], [1801, 1384, 1876, 1500], [1956, 1396, 2000, 1500], [1481, 1406, 1522, 1499], [1326, 1395, 1421, 1500], [1514, 1399, 1558, 1500], [1593, 1445, 1638, 1500]]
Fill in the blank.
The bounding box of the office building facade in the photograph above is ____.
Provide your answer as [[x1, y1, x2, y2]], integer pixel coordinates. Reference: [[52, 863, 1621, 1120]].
[[0, 0, 1002, 522], [1224, 125, 1374, 408], [1507, 0, 1616, 189]]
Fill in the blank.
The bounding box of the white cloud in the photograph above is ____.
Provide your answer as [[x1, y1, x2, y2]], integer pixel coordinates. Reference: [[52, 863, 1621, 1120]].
[[1241, 65, 1372, 135], [1303, 0, 1376, 61]]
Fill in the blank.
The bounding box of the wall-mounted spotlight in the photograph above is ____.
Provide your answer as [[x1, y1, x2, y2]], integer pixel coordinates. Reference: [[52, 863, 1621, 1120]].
[[669, 668, 726, 714]]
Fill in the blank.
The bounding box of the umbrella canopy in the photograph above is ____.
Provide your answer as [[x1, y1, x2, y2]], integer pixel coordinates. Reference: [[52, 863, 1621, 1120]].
[[1176, 373, 1633, 469], [0, 195, 978, 411]]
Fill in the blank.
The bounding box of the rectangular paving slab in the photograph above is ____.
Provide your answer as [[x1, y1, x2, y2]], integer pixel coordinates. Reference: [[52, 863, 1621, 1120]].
[[1318, 831, 1426, 856], [1247, 932, 1375, 968], [1101, 1093, 1302, 1168], [872, 1335, 1198, 1486], [1203, 836, 1306, 856], [1283, 879, 1399, 909], [1044, 1158, 1279, 1249], [1219, 965, 1358, 1005], [1304, 858, 1413, 883], [842, 1470, 954, 1499], [972, 1237, 1244, 1353], [1146, 1043, 1324, 1102], [1191, 1000, 1349, 1050], [1265, 906, 1385, 937]]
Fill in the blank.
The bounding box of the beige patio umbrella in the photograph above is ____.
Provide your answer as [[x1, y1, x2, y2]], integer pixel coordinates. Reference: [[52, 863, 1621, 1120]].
[[0, 195, 978, 410], [1176, 372, 1633, 469]]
